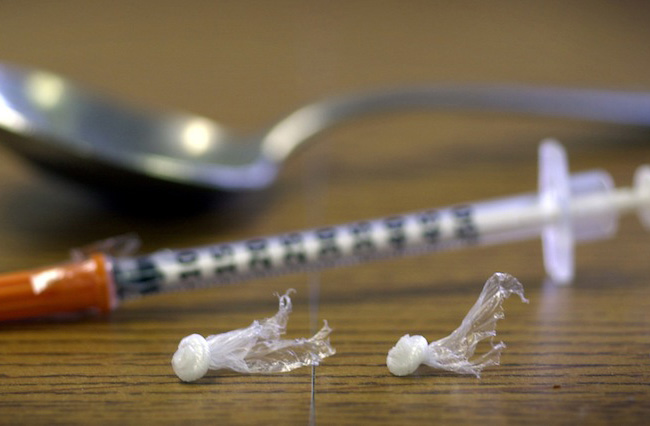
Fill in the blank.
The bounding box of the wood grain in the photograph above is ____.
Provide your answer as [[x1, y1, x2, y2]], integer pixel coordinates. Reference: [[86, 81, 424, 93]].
[[1, 1, 650, 424]]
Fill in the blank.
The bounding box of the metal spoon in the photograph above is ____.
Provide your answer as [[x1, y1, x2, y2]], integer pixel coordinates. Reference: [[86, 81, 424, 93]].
[[1, 62, 650, 197]]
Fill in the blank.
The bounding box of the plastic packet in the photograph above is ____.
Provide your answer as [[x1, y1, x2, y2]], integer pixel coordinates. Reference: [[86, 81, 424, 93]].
[[172, 289, 335, 382], [387, 272, 528, 377]]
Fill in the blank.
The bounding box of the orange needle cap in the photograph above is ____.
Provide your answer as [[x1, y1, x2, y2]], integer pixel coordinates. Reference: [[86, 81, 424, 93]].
[[0, 253, 116, 321]]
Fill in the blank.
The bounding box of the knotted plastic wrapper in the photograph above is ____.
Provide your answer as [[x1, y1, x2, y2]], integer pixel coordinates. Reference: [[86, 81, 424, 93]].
[[172, 289, 335, 382], [387, 272, 528, 377]]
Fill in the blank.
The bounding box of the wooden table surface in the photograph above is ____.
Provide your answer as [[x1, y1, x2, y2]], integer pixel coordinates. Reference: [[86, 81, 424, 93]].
[[1, 2, 650, 424]]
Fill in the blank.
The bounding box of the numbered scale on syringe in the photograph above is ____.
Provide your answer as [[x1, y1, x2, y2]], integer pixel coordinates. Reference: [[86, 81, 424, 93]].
[[113, 140, 650, 295]]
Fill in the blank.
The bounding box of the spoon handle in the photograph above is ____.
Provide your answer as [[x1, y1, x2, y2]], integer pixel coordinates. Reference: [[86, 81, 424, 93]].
[[261, 85, 650, 162]]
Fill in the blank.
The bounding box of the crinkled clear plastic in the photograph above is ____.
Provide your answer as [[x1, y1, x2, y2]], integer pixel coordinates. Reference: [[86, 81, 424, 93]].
[[172, 289, 335, 382], [387, 272, 528, 377]]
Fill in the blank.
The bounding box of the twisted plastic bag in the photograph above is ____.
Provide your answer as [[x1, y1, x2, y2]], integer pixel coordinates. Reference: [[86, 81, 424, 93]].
[[387, 272, 528, 377], [172, 289, 335, 382]]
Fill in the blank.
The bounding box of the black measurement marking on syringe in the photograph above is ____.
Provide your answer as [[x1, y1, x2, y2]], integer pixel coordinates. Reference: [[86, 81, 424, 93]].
[[316, 227, 341, 259], [453, 205, 479, 243], [246, 238, 273, 272], [115, 256, 164, 296], [177, 250, 202, 281], [280, 233, 308, 266], [211, 245, 238, 277], [418, 210, 441, 243], [350, 221, 375, 254], [385, 216, 407, 249]]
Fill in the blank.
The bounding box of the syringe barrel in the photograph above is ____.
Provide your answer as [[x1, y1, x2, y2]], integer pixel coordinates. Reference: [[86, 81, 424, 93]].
[[111, 170, 616, 297], [111, 197, 542, 297]]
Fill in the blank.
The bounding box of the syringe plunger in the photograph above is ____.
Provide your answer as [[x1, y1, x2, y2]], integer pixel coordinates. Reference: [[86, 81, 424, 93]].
[[538, 140, 650, 284]]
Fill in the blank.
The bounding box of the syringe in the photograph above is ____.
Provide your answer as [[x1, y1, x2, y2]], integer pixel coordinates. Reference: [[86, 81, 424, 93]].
[[1, 140, 648, 321]]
